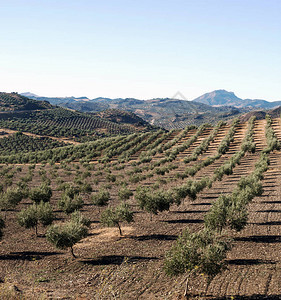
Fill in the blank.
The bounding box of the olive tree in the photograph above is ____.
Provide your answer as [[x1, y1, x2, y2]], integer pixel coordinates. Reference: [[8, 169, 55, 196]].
[[71, 210, 91, 228], [100, 202, 134, 236], [164, 229, 230, 298], [0, 187, 25, 217], [18, 201, 54, 236], [58, 194, 84, 215], [118, 186, 133, 201], [91, 189, 110, 207], [46, 220, 88, 258], [29, 183, 52, 204], [135, 186, 179, 220]]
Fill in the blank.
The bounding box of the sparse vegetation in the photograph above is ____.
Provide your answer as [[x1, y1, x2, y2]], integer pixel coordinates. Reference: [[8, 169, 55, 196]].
[[0, 96, 280, 299]]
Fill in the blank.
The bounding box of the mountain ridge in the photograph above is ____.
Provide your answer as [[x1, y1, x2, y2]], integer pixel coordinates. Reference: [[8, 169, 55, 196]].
[[20, 92, 250, 129], [192, 89, 281, 108], [20, 90, 281, 129], [21, 89, 281, 109]]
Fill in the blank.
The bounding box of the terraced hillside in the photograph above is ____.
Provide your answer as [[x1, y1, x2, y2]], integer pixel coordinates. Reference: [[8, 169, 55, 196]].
[[0, 93, 154, 142], [0, 117, 280, 299]]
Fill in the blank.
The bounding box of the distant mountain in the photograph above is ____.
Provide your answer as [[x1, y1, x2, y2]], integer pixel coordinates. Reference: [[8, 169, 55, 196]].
[[22, 93, 91, 106], [193, 89, 281, 109], [193, 90, 242, 106], [21, 92, 40, 98], [21, 92, 250, 129], [86, 97, 246, 129]]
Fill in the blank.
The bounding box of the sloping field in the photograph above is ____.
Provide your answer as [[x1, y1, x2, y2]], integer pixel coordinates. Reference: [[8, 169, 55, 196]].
[[0, 117, 280, 299]]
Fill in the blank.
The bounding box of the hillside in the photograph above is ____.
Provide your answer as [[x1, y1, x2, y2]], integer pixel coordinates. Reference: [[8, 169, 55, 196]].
[[239, 106, 281, 123], [22, 92, 250, 129], [0, 116, 280, 299], [0, 92, 153, 142], [0, 92, 52, 111], [90, 109, 152, 128]]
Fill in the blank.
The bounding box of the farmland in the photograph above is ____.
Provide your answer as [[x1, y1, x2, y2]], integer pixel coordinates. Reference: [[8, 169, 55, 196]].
[[0, 93, 153, 143], [0, 115, 280, 299]]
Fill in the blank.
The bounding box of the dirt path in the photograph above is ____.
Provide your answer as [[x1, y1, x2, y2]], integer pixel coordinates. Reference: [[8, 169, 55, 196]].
[[0, 127, 80, 145]]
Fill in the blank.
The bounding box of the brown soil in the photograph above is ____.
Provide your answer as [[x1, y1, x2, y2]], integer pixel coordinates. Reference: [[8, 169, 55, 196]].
[[0, 119, 280, 299]]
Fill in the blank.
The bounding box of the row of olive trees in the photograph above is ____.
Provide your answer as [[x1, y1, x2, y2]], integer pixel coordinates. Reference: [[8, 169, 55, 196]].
[[151, 124, 208, 169], [99, 133, 142, 163], [132, 125, 198, 170], [118, 130, 163, 162], [183, 120, 225, 163], [133, 117, 254, 217], [112, 124, 210, 186], [0, 133, 124, 164], [182, 118, 240, 178], [137, 130, 175, 163], [164, 115, 278, 298], [204, 115, 279, 233]]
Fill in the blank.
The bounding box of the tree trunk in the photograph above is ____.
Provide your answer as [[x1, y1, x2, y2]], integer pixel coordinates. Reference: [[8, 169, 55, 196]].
[[205, 276, 212, 297], [184, 276, 190, 299], [117, 222, 122, 236], [35, 223, 38, 237], [70, 246, 76, 258]]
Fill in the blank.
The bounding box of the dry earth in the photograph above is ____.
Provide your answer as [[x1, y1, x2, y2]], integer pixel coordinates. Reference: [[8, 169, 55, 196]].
[[0, 119, 280, 299]]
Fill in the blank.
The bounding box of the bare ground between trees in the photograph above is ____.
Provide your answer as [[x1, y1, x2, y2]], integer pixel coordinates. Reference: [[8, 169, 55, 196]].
[[0, 119, 280, 299]]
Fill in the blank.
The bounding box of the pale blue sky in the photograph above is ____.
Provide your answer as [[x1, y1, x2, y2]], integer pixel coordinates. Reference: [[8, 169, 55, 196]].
[[1, 0, 281, 100]]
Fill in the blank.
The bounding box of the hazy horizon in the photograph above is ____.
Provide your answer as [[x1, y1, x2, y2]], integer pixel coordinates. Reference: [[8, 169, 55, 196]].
[[20, 89, 281, 102], [1, 1, 281, 101]]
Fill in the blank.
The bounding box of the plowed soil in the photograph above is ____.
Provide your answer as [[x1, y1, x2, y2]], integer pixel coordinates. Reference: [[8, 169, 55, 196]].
[[0, 119, 280, 299]]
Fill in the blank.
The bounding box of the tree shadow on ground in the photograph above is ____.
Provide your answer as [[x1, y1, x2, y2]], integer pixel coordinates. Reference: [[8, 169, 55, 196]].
[[226, 259, 276, 265], [261, 200, 281, 204], [162, 219, 204, 224], [0, 251, 61, 261], [81, 255, 158, 266], [191, 202, 211, 206], [251, 221, 281, 226], [209, 295, 281, 299], [133, 234, 177, 241], [201, 196, 220, 199], [255, 194, 272, 198], [257, 209, 281, 213], [172, 210, 206, 214], [235, 235, 281, 243]]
